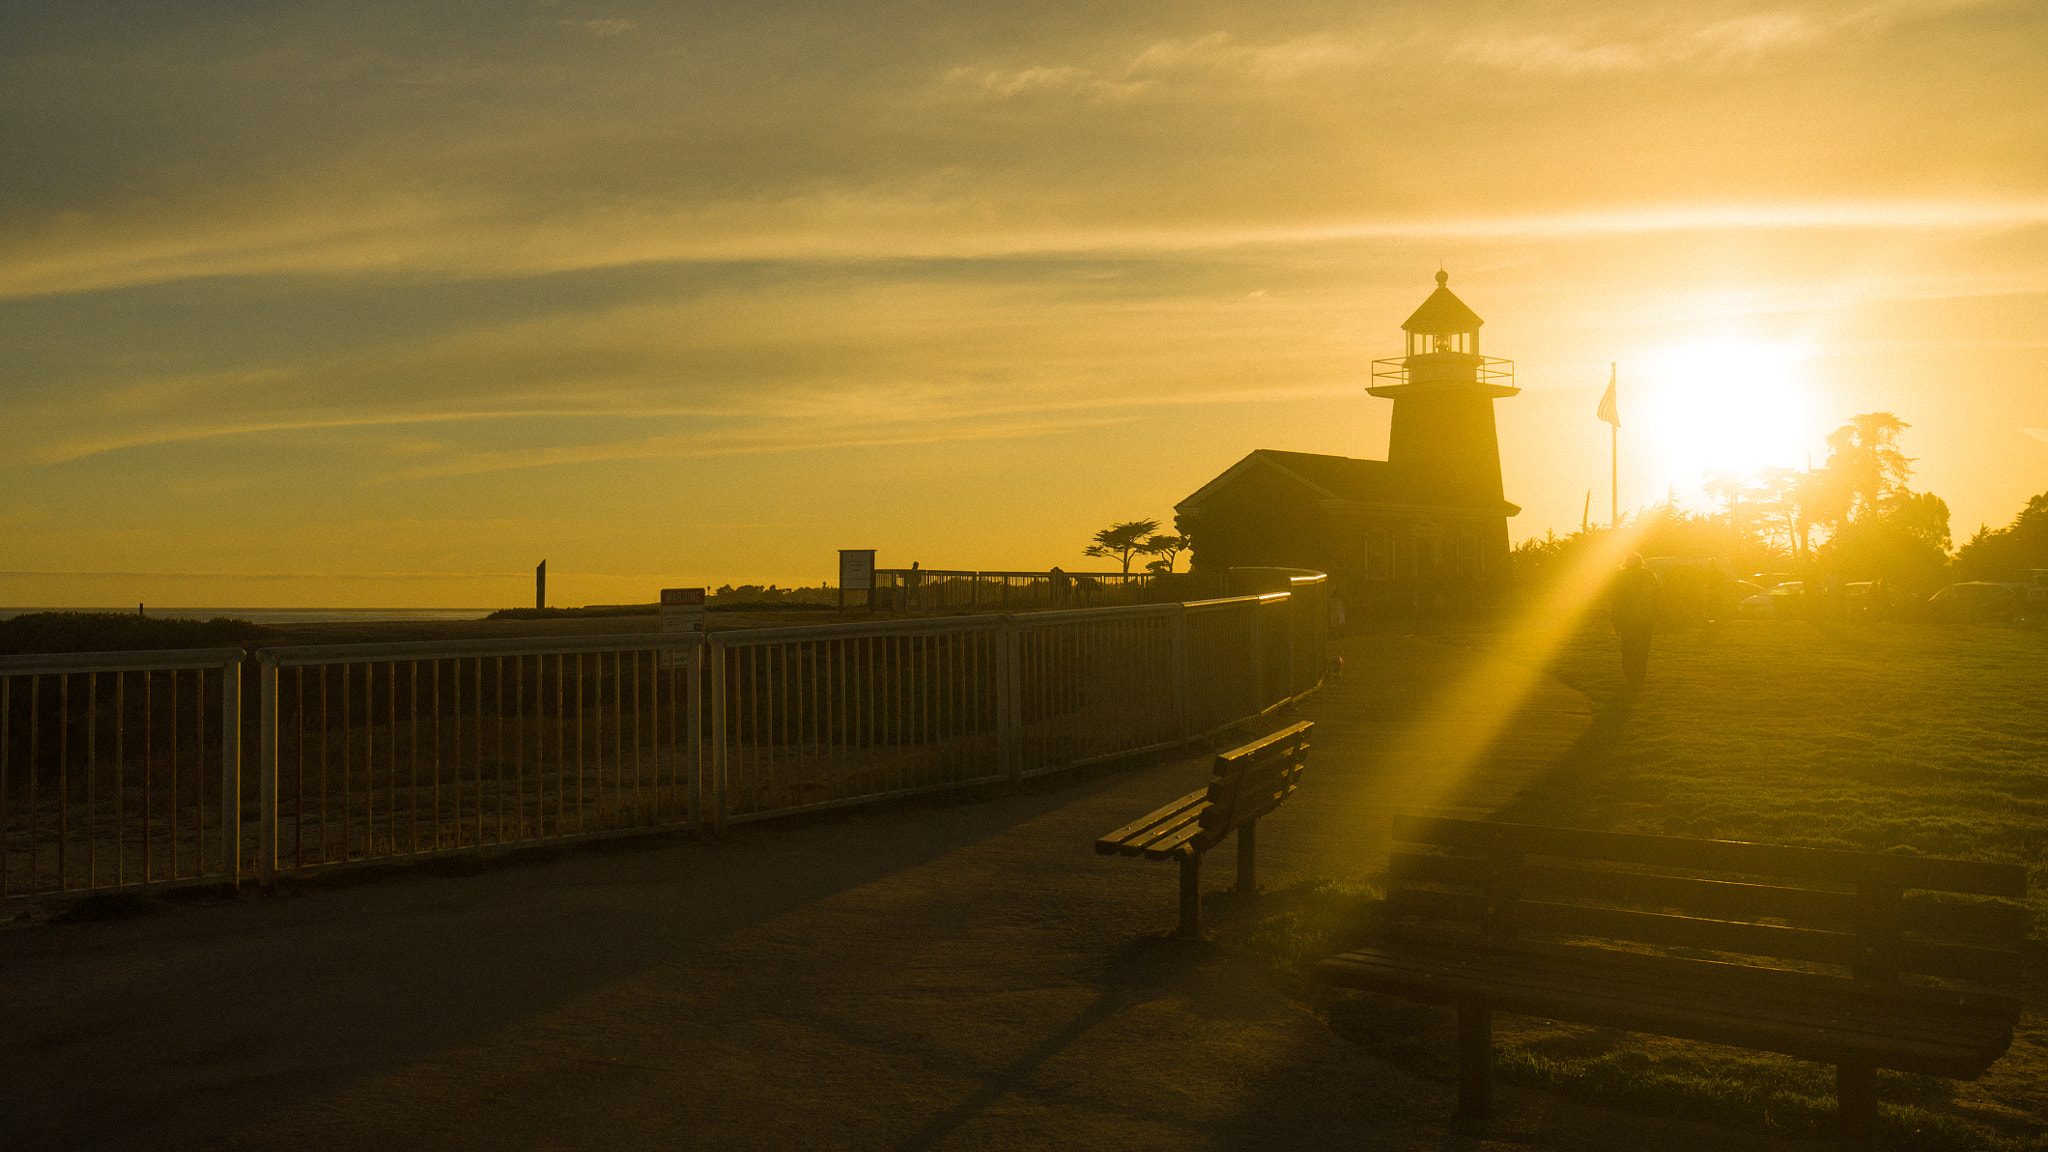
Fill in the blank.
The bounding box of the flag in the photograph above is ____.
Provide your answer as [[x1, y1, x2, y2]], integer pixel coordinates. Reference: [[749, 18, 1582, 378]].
[[1596, 364, 1620, 427]]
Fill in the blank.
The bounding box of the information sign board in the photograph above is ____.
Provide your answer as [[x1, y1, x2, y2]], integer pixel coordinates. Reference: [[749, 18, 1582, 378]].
[[838, 550, 876, 592], [660, 587, 706, 632]]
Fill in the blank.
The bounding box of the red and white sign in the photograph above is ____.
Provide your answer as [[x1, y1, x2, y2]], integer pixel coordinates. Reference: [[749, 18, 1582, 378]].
[[660, 587, 706, 632]]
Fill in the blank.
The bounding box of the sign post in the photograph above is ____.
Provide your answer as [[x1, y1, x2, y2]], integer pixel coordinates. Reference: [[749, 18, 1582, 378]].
[[837, 550, 876, 615], [659, 587, 706, 667]]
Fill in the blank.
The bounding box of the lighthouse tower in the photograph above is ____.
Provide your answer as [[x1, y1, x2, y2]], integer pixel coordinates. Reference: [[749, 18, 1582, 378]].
[[1172, 270, 1521, 608], [1368, 270, 1519, 509]]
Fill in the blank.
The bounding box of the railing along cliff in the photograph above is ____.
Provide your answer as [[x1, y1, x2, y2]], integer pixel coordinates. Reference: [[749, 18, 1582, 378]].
[[0, 575, 1324, 899]]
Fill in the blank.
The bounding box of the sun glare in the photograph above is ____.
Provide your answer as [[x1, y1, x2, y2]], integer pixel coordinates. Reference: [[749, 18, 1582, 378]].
[[1638, 338, 1816, 499]]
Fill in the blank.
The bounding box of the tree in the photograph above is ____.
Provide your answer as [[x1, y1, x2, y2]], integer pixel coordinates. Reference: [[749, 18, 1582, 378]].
[[1823, 412, 1913, 520], [1139, 533, 1190, 574], [1956, 491, 2048, 581], [1749, 465, 1809, 558], [1084, 520, 1160, 573], [1700, 469, 1751, 534]]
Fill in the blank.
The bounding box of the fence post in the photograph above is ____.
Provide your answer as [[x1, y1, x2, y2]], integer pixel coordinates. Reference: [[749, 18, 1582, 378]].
[[687, 641, 703, 831], [1171, 603, 1189, 742], [258, 655, 277, 885], [221, 654, 242, 889], [998, 616, 1021, 784], [1279, 592, 1296, 704], [1249, 599, 1265, 713], [709, 640, 727, 833]]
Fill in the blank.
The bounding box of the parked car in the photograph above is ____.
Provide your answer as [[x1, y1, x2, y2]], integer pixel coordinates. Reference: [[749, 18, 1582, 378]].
[[1926, 582, 2018, 624], [1737, 581, 1805, 618], [1844, 581, 1912, 620]]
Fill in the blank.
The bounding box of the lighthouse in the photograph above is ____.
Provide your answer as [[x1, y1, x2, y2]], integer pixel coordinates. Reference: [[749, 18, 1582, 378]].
[[1368, 270, 1519, 509], [1175, 271, 1521, 610]]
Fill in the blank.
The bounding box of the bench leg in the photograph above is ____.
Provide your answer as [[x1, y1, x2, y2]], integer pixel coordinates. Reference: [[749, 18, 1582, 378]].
[[1176, 852, 1201, 938], [1237, 818, 1257, 893], [1837, 1062, 1877, 1152], [1456, 999, 1493, 1119]]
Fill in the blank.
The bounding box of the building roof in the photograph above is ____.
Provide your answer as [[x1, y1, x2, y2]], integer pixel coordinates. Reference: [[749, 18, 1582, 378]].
[[1255, 450, 1402, 501], [1177, 449, 1400, 510], [1401, 271, 1485, 335], [1177, 448, 1520, 517]]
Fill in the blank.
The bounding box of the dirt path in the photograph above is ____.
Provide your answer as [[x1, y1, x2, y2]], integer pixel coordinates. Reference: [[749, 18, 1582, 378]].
[[0, 632, 1817, 1152]]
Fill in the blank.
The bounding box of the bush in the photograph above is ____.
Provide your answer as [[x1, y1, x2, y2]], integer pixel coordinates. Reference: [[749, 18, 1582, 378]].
[[0, 612, 271, 655]]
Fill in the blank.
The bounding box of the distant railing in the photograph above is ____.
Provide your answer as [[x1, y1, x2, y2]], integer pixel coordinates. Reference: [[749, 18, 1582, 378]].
[[870, 569, 1160, 614], [1, 574, 1325, 900]]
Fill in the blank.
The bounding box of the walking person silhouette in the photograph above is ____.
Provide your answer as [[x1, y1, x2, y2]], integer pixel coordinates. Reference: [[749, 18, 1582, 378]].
[[1609, 553, 1662, 688]]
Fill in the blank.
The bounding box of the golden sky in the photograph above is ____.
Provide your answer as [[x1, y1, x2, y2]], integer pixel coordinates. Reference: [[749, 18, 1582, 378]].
[[3, 1, 2044, 607]]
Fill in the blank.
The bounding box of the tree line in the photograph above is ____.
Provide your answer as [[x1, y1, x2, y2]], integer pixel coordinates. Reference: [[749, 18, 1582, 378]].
[[1520, 411, 1966, 591]]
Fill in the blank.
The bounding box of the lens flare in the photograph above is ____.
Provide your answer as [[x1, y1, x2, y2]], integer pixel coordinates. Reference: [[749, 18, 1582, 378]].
[[1638, 338, 1815, 498], [1368, 522, 1648, 822]]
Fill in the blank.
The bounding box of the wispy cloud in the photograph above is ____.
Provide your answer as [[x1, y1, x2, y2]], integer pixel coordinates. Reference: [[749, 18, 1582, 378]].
[[1456, 0, 2004, 74]]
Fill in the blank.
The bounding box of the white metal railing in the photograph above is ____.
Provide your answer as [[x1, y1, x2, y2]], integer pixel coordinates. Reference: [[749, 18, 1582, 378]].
[[255, 632, 703, 883], [0, 647, 244, 899], [2, 576, 1325, 899]]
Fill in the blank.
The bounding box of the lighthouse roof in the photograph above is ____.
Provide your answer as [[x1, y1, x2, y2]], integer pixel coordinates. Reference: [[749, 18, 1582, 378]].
[[1401, 270, 1485, 334]]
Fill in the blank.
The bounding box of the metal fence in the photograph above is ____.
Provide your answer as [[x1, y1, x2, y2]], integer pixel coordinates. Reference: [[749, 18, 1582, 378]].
[[254, 633, 703, 884], [870, 569, 1160, 614], [2, 576, 1324, 900], [0, 648, 243, 899]]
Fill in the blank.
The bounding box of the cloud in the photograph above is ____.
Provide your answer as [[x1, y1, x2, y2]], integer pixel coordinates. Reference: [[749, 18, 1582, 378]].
[[942, 31, 1370, 103], [1454, 1, 2004, 75]]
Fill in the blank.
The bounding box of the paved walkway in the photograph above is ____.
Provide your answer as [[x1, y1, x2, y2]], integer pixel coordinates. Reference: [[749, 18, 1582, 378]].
[[0, 633, 1815, 1152]]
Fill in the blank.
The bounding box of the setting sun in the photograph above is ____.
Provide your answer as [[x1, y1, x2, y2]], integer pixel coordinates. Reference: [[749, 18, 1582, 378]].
[[1637, 338, 1818, 501]]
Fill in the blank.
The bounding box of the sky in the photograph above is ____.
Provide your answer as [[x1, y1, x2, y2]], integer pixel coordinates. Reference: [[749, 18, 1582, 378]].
[[2, 0, 2044, 608]]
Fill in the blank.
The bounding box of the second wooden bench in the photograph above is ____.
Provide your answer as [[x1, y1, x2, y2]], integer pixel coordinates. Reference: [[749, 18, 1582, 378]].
[[1095, 721, 1312, 937]]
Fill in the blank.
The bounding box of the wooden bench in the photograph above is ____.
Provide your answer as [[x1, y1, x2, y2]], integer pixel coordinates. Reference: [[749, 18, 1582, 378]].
[[1315, 815, 2028, 1151], [1095, 721, 1312, 937]]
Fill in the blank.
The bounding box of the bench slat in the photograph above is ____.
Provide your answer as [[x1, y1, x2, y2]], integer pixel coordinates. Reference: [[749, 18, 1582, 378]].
[[1386, 888, 2025, 983], [1394, 815, 2025, 897], [1388, 852, 2026, 944], [1377, 921, 2025, 1019], [1201, 763, 1297, 835], [1094, 788, 1208, 854], [1140, 818, 1206, 860], [1367, 930, 2018, 1048], [1389, 887, 1866, 967], [1212, 721, 1312, 774], [1320, 947, 2011, 1079], [1121, 806, 1207, 857], [1326, 948, 2002, 1056], [1391, 851, 1858, 928]]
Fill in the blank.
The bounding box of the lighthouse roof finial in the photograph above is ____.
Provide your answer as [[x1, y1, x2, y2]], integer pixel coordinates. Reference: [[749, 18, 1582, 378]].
[[1402, 269, 1484, 335]]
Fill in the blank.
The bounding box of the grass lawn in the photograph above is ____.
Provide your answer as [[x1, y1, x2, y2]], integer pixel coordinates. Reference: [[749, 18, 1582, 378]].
[[1227, 613, 2048, 1150]]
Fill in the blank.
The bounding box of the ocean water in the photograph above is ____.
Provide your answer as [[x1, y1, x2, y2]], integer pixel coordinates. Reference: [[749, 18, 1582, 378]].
[[0, 607, 492, 625]]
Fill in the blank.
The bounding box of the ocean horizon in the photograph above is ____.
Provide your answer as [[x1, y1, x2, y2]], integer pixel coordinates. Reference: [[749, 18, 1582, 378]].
[[0, 607, 495, 625]]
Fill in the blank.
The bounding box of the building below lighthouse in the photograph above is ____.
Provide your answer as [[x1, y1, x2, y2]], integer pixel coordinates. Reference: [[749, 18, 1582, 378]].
[[1174, 271, 1521, 611]]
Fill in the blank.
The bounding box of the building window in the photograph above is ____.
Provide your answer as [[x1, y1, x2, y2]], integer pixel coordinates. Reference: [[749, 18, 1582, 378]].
[[1414, 529, 1443, 576], [1367, 529, 1390, 581]]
